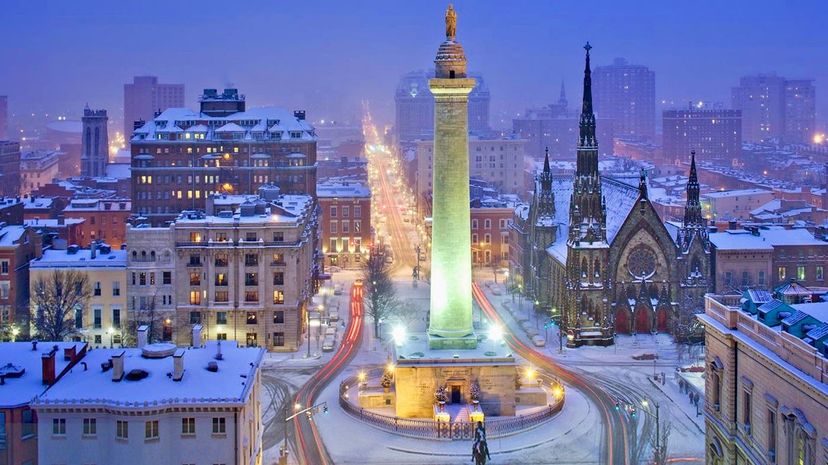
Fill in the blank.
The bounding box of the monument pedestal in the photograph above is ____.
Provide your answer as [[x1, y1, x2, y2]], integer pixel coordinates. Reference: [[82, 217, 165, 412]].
[[394, 332, 517, 419]]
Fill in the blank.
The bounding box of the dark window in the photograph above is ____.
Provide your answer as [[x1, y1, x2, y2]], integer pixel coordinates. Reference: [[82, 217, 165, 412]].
[[245, 273, 258, 286], [216, 312, 227, 325], [244, 254, 258, 267], [21, 409, 35, 438], [273, 311, 285, 324], [272, 232, 284, 242], [273, 332, 285, 347], [190, 311, 201, 324], [246, 312, 257, 324], [215, 254, 228, 267], [163, 272, 172, 285], [273, 272, 284, 285]]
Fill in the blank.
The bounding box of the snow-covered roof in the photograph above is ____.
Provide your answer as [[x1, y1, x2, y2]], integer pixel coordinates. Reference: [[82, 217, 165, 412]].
[[132, 106, 316, 143], [0, 342, 86, 407], [0, 225, 28, 247], [31, 249, 127, 268], [703, 188, 773, 199], [709, 230, 774, 251], [543, 176, 640, 263], [105, 163, 131, 179], [758, 228, 827, 247], [35, 341, 264, 409], [24, 218, 85, 228], [317, 182, 371, 199]]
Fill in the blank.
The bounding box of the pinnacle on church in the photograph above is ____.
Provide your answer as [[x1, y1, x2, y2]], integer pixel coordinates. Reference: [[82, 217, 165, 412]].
[[558, 80, 567, 107], [683, 150, 704, 227], [577, 42, 598, 173], [638, 169, 648, 199]]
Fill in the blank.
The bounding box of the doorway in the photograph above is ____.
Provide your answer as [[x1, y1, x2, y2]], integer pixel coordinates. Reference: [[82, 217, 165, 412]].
[[451, 385, 461, 404]]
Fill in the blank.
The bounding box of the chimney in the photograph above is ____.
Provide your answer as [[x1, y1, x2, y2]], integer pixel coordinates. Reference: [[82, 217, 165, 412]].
[[63, 345, 76, 362], [172, 349, 185, 381], [136, 325, 149, 349], [192, 324, 203, 347], [31, 340, 38, 351], [90, 242, 97, 259], [111, 351, 125, 382], [41, 347, 57, 385], [215, 340, 223, 360]]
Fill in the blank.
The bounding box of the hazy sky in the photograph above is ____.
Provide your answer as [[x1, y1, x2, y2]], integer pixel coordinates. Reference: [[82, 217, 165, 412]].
[[2, 0, 826, 130]]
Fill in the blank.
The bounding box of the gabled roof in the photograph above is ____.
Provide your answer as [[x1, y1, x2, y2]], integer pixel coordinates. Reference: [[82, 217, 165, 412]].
[[747, 289, 773, 305]]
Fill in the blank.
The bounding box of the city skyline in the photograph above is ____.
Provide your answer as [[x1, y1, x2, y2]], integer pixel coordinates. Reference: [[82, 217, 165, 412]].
[[1, 0, 827, 129]]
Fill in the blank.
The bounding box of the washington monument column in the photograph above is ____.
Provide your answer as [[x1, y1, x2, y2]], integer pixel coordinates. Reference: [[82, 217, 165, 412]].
[[428, 4, 477, 349]]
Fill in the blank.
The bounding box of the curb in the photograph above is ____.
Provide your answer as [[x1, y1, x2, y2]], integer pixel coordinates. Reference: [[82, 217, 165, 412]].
[[647, 377, 705, 434]]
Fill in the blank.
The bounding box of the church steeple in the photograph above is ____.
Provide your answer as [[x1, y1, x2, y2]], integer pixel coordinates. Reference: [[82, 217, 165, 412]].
[[683, 150, 703, 227], [569, 42, 605, 244], [536, 147, 556, 219], [558, 80, 568, 108]]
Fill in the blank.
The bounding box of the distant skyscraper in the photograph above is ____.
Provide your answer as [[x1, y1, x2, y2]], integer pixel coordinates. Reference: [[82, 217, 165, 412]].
[[0, 95, 7, 140], [663, 103, 742, 164], [592, 58, 656, 141], [731, 74, 786, 143], [394, 70, 489, 145], [731, 73, 816, 144], [0, 141, 21, 197], [124, 76, 185, 138], [512, 83, 615, 160], [81, 107, 109, 177], [783, 79, 816, 144]]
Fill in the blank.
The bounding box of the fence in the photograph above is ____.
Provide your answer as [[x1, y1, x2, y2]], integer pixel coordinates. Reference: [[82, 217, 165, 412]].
[[338, 371, 564, 440]]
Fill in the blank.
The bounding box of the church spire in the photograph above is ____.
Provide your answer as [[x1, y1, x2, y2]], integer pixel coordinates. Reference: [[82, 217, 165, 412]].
[[558, 80, 568, 107], [577, 42, 598, 175], [535, 147, 556, 219], [683, 150, 703, 227]]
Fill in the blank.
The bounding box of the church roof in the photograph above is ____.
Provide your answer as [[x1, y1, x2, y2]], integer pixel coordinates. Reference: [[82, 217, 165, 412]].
[[545, 176, 640, 263]]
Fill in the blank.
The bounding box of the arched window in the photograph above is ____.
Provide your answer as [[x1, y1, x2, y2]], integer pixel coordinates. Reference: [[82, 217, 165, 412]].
[[581, 258, 588, 279], [593, 259, 601, 278]]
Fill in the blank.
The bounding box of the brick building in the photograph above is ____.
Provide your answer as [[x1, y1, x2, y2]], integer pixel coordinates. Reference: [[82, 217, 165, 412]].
[[710, 227, 828, 293], [0, 225, 42, 336], [61, 198, 131, 249], [130, 88, 318, 225], [471, 199, 515, 268], [0, 198, 24, 225], [317, 181, 371, 269]]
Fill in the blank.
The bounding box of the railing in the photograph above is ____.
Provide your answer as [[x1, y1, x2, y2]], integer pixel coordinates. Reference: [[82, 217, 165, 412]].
[[338, 370, 563, 441]]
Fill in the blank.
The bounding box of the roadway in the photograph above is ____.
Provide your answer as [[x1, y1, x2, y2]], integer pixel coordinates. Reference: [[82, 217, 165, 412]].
[[472, 282, 637, 464], [291, 283, 365, 465]]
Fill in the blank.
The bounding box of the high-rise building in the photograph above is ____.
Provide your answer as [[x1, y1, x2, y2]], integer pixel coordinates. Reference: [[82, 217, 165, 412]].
[[130, 88, 318, 226], [512, 84, 615, 160], [732, 73, 816, 144], [394, 69, 490, 145], [663, 104, 742, 164], [0, 95, 7, 140], [81, 107, 109, 178], [0, 141, 21, 197], [592, 57, 656, 141], [784, 79, 816, 144], [123, 75, 185, 139]]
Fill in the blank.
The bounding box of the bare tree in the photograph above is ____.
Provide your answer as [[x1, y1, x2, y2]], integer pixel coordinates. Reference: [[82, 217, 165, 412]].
[[127, 292, 166, 345], [363, 247, 398, 339], [31, 270, 91, 341]]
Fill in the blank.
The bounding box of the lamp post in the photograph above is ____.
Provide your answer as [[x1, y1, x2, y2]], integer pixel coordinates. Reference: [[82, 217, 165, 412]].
[[641, 399, 661, 464], [107, 327, 114, 348], [489, 324, 503, 354], [518, 284, 523, 315]]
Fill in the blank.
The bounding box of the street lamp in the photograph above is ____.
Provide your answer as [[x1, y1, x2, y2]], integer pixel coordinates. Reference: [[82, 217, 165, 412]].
[[641, 399, 662, 464], [107, 327, 114, 348], [391, 325, 407, 346], [11, 326, 19, 342], [518, 284, 523, 313], [489, 324, 503, 353]]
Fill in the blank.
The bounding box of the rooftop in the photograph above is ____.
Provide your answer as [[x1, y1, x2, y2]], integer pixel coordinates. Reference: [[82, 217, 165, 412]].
[[703, 188, 774, 199], [0, 342, 86, 407], [317, 182, 371, 199], [35, 341, 264, 408], [132, 106, 316, 143], [31, 248, 127, 268], [0, 225, 29, 247]]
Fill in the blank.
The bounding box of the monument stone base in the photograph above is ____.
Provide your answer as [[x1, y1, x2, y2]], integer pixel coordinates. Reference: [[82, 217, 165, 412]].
[[394, 332, 517, 419], [427, 332, 479, 350]]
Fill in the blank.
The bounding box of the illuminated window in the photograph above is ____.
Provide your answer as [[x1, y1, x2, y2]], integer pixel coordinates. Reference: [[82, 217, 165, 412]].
[[189, 291, 201, 305], [273, 290, 284, 304], [797, 266, 806, 281], [817, 266, 824, 281], [777, 267, 786, 281], [189, 232, 202, 242]]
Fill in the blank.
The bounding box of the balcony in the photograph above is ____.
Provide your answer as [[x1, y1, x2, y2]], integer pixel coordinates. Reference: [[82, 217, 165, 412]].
[[186, 261, 202, 267]]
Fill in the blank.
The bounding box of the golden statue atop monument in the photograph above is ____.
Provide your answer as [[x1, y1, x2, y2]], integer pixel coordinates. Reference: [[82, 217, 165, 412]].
[[445, 4, 457, 40]]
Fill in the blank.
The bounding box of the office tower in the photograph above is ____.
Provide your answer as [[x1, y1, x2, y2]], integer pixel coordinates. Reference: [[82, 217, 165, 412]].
[[124, 76, 185, 138], [81, 107, 109, 177], [663, 103, 742, 164], [0, 141, 21, 197], [731, 73, 816, 144], [592, 58, 656, 141]]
